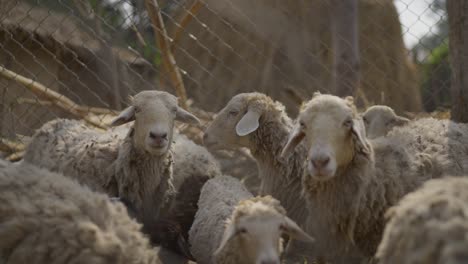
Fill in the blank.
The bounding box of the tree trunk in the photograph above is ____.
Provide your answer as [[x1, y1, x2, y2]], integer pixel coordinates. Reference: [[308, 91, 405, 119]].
[[448, 0, 468, 123], [331, 0, 360, 98]]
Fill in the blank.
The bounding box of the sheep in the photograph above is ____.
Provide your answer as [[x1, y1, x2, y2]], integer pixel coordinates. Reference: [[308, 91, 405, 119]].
[[171, 132, 222, 237], [375, 176, 468, 264], [0, 161, 162, 264], [24, 90, 201, 230], [361, 105, 410, 139], [189, 175, 313, 264], [203, 93, 308, 229], [281, 93, 468, 263]]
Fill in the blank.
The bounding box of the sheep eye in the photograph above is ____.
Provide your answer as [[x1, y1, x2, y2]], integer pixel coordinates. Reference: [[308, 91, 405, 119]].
[[229, 110, 239, 116], [362, 117, 368, 124], [134, 106, 141, 113], [299, 121, 306, 129], [343, 119, 353, 128], [237, 228, 247, 235]]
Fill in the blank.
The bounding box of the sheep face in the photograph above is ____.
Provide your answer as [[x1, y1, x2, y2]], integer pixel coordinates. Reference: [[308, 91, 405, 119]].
[[282, 94, 370, 181], [204, 93, 283, 150], [362, 105, 409, 139], [111, 91, 200, 156], [215, 196, 313, 264]]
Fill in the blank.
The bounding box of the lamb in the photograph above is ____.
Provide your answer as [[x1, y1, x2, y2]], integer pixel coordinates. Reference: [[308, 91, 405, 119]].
[[188, 175, 313, 264], [375, 176, 468, 264], [24, 90, 200, 229], [203, 93, 308, 229], [361, 105, 410, 139], [0, 161, 162, 264], [281, 93, 468, 263]]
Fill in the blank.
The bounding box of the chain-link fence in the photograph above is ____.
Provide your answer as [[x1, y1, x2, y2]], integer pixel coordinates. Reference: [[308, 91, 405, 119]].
[[0, 0, 451, 161]]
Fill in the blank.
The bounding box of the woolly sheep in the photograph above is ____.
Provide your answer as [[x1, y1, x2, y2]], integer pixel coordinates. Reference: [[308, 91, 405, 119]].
[[362, 105, 410, 139], [171, 132, 222, 235], [281, 93, 468, 263], [24, 90, 200, 228], [376, 176, 468, 264], [189, 175, 313, 264], [0, 161, 162, 264], [203, 93, 308, 228]]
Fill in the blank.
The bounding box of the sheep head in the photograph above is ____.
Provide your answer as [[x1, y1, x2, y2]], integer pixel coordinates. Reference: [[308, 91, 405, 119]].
[[110, 90, 200, 156], [214, 196, 313, 264], [281, 94, 371, 181], [203, 92, 285, 150], [362, 105, 410, 139]]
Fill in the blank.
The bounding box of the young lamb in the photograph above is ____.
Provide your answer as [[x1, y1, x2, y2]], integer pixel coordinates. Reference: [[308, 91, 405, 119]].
[[361, 105, 410, 139], [376, 176, 468, 264], [0, 161, 162, 264], [281, 93, 468, 263], [24, 90, 200, 228], [203, 93, 308, 228], [189, 175, 313, 264]]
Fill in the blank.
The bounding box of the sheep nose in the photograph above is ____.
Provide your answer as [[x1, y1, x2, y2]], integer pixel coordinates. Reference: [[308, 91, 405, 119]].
[[311, 156, 330, 169], [149, 131, 167, 140], [202, 133, 208, 144]]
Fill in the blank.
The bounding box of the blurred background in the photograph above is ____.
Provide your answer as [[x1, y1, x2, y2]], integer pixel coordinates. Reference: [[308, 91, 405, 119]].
[[0, 0, 464, 164]]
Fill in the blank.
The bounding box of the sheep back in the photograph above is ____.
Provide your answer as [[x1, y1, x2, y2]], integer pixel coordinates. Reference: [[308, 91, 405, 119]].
[[0, 162, 160, 264], [24, 119, 124, 195], [376, 176, 468, 264]]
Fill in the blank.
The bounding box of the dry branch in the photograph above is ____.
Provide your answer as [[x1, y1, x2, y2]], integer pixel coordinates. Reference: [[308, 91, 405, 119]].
[[16, 97, 118, 116], [145, 0, 188, 109], [170, 0, 204, 53], [0, 65, 107, 129]]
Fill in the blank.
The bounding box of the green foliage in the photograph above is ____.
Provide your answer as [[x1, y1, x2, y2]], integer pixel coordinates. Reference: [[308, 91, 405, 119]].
[[420, 40, 451, 111], [412, 0, 451, 111]]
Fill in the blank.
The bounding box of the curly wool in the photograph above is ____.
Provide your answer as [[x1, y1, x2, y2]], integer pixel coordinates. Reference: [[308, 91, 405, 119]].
[[0, 162, 161, 264], [23, 119, 123, 195], [376, 177, 468, 264]]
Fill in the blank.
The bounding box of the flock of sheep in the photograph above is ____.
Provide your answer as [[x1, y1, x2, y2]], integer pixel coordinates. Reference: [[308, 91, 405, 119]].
[[1, 90, 468, 264]]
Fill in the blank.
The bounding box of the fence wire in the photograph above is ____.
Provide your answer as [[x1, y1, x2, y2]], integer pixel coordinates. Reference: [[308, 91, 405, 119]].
[[0, 0, 450, 159]]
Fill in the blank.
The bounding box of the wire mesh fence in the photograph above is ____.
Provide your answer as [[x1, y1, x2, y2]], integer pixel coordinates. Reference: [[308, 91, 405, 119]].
[[0, 0, 451, 160]]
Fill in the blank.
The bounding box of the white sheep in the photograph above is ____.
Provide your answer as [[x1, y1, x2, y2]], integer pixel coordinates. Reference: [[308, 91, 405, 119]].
[[0, 161, 163, 264], [203, 93, 308, 228], [361, 105, 410, 139], [203, 93, 311, 261], [24, 90, 200, 225], [281, 93, 468, 263], [376, 176, 468, 264], [189, 175, 313, 264]]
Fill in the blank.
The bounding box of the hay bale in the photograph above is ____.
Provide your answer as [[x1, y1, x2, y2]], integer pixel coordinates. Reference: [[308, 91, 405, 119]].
[[169, 0, 421, 115]]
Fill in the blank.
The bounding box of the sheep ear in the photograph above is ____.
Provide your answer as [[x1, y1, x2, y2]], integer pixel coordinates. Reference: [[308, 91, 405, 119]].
[[176, 107, 201, 125], [281, 123, 305, 158], [281, 216, 314, 242], [110, 106, 136, 126], [351, 119, 371, 156], [394, 116, 410, 126], [214, 223, 237, 256], [236, 109, 261, 136]]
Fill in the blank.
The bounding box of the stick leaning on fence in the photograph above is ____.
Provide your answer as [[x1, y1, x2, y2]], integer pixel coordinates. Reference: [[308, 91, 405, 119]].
[[0, 65, 108, 129]]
